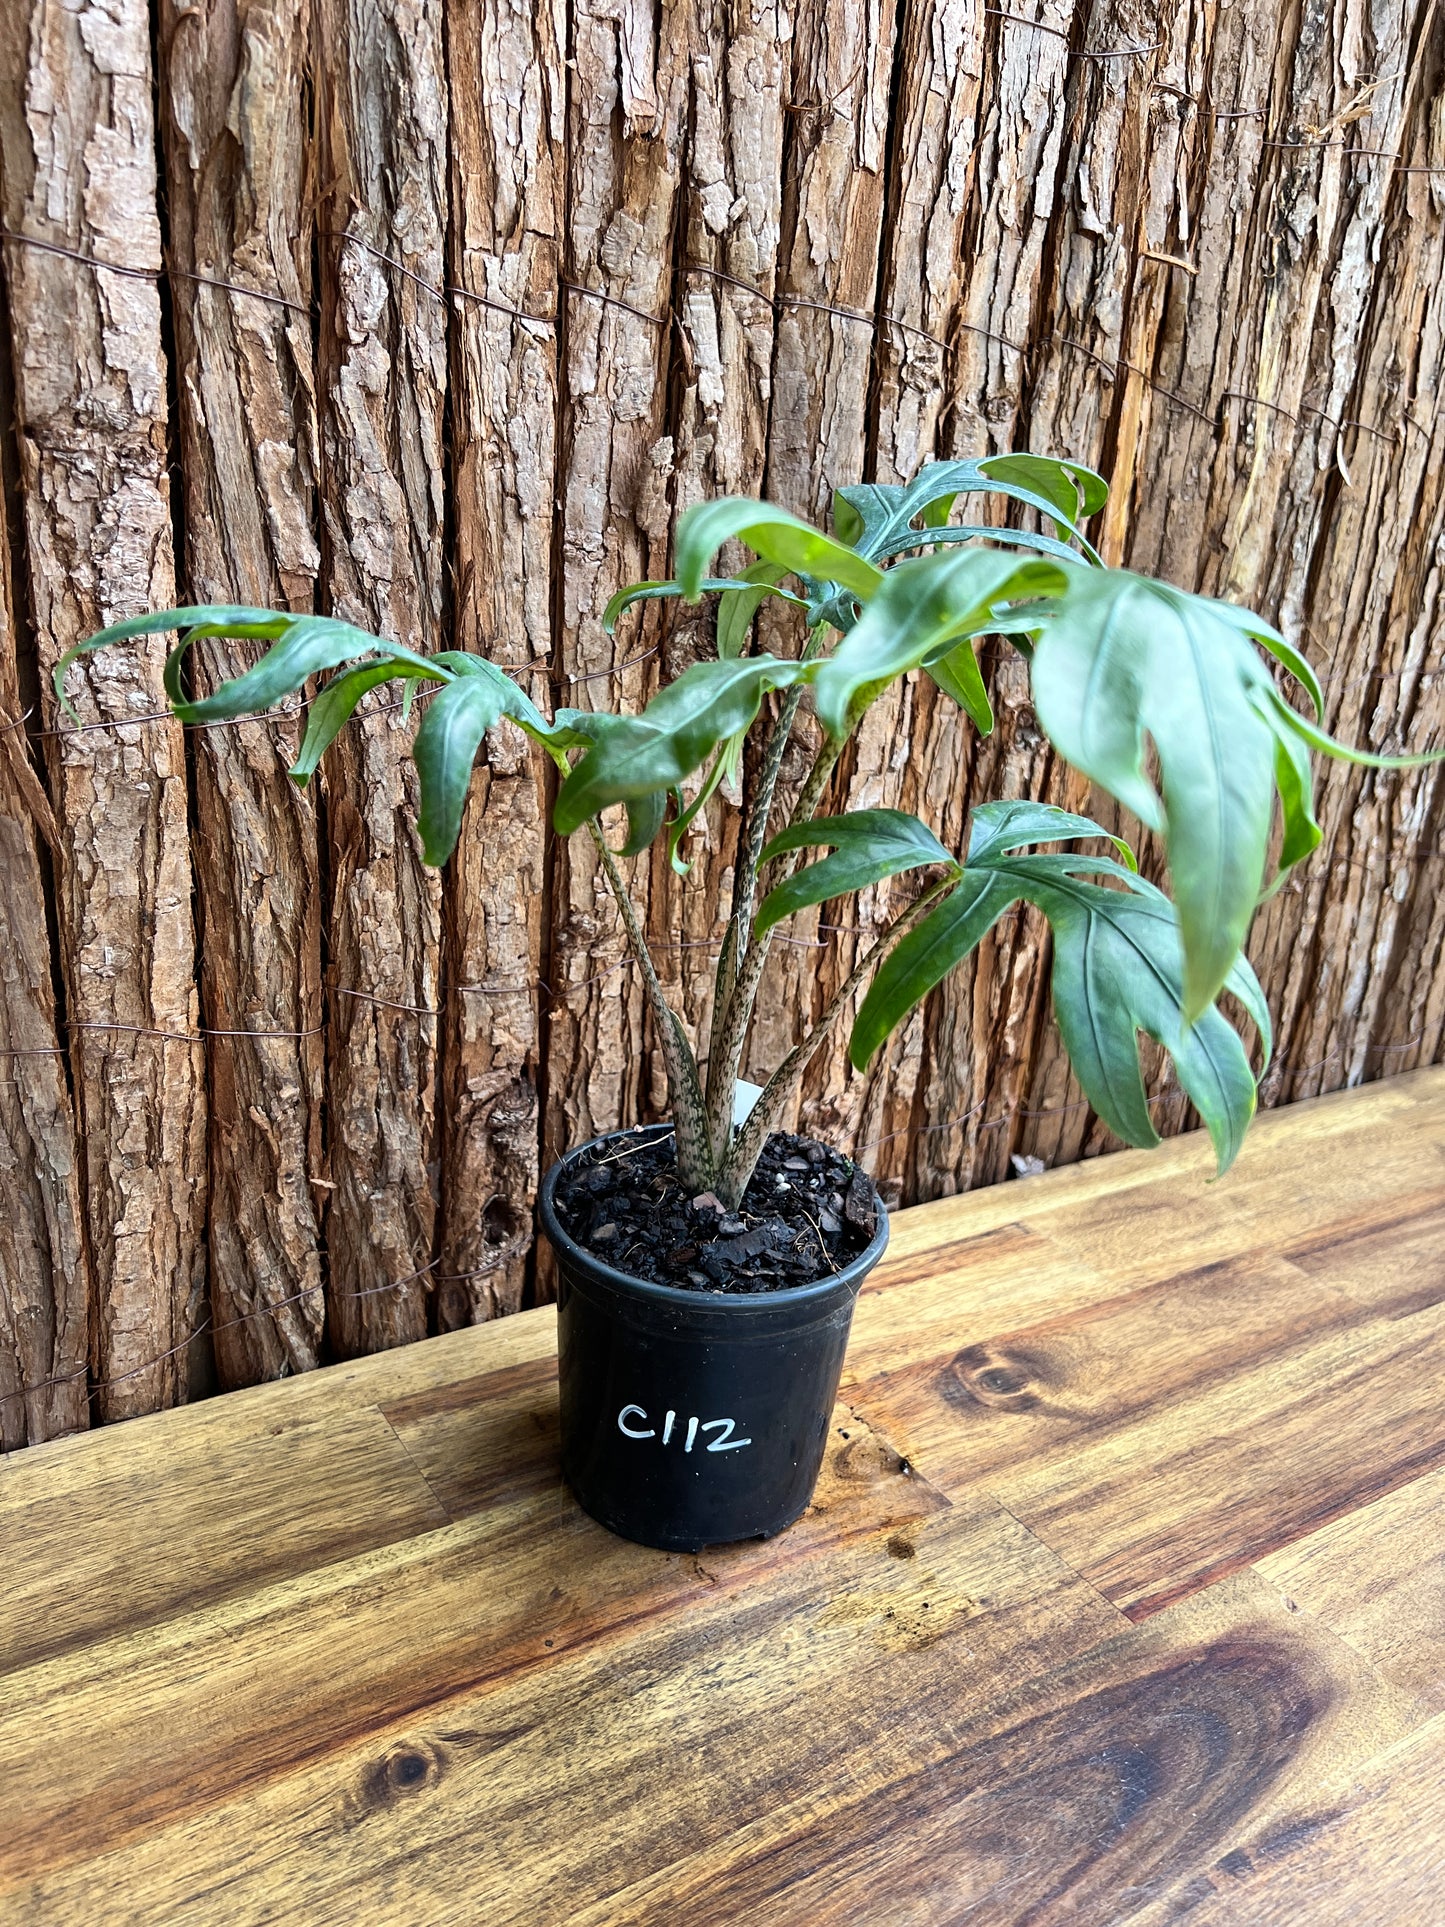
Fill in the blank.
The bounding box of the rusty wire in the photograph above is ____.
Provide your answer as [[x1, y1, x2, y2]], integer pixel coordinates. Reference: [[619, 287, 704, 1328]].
[[6, 207, 1438, 472]]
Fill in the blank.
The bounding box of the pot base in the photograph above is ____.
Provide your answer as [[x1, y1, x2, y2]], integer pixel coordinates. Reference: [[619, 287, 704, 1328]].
[[565, 1482, 811, 1555]]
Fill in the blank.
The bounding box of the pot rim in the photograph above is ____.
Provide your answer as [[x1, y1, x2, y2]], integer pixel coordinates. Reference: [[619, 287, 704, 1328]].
[[538, 1122, 890, 1313]]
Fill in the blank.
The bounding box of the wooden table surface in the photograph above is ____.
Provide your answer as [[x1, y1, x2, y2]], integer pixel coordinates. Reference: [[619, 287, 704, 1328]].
[[5, 1070, 1445, 1925]]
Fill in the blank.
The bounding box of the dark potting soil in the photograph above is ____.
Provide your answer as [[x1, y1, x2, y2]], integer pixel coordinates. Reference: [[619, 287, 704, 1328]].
[[551, 1129, 879, 1293]]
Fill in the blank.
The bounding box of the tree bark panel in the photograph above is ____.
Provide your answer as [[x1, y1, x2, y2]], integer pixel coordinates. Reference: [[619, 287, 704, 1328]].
[[160, 0, 326, 1385], [0, 0, 206, 1423], [315, 0, 450, 1351]]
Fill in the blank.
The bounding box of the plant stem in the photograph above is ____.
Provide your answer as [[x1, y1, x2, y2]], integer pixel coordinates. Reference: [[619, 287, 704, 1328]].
[[716, 870, 957, 1205], [586, 820, 714, 1189], [714, 623, 830, 1024], [703, 730, 844, 1166], [715, 683, 805, 1018]]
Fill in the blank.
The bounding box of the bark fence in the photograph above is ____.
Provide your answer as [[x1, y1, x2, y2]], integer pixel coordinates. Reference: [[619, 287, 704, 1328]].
[[1, 0, 1442, 1445]]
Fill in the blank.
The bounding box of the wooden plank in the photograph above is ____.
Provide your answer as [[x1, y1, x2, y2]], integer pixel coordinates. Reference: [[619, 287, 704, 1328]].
[[842, 1076, 1445, 1618], [846, 1068, 1445, 1381], [1131, 1713, 1445, 1927], [0, 0, 206, 1423], [1, 1075, 1442, 1919], [0, 1499, 1119, 1919], [158, 0, 326, 1386], [0, 1309, 558, 1500], [567, 1575, 1421, 1927], [983, 1206, 1445, 1618], [0, 1404, 447, 1672], [1255, 1466, 1445, 1712], [15, 1557, 1411, 1926]]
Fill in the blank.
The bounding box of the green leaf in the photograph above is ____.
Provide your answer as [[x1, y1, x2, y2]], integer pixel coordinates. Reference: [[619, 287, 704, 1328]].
[[756, 809, 959, 934], [877, 524, 1090, 567], [850, 825, 1263, 1173], [553, 655, 814, 835], [289, 661, 434, 784], [965, 798, 1137, 870], [1042, 874, 1256, 1171], [849, 869, 1018, 1070], [53, 604, 292, 720], [812, 548, 1070, 739], [976, 453, 1109, 523], [1203, 598, 1323, 716], [1257, 681, 1445, 772], [620, 787, 668, 858], [426, 650, 559, 747], [1028, 570, 1280, 1020], [673, 498, 883, 603], [664, 736, 740, 874], [601, 575, 803, 637], [832, 458, 1106, 565], [715, 562, 800, 659], [924, 640, 994, 732], [1266, 712, 1323, 876], [413, 676, 506, 866], [170, 615, 442, 725]]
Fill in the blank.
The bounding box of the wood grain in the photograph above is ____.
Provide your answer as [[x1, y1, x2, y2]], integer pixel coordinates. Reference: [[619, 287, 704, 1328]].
[[2, 1069, 1443, 1922], [1256, 1465, 1445, 1711]]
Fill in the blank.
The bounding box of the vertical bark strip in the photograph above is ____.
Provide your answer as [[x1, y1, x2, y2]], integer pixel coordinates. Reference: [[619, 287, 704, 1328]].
[[800, 0, 987, 1199], [0, 0, 206, 1423], [743, 0, 902, 1095], [160, 0, 326, 1384], [315, 0, 449, 1351], [0, 450, 89, 1448], [658, 0, 788, 1072], [544, 0, 689, 1179], [439, 0, 564, 1320]]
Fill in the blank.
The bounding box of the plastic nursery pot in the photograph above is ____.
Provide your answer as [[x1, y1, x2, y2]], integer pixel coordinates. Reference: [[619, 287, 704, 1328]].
[[539, 1126, 890, 1554]]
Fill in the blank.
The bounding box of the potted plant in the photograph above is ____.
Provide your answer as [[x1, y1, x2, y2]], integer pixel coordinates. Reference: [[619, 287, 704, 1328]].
[[61, 454, 1414, 1551]]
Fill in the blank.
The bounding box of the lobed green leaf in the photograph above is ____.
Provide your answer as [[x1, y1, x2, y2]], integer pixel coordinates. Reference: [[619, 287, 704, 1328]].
[[169, 615, 442, 726], [53, 605, 291, 720], [756, 809, 959, 935], [413, 676, 507, 866], [553, 655, 814, 835], [850, 805, 1263, 1173], [832, 456, 1107, 565], [1028, 571, 1281, 1020], [812, 548, 1070, 739], [601, 575, 804, 637], [673, 499, 883, 603], [289, 661, 435, 784]]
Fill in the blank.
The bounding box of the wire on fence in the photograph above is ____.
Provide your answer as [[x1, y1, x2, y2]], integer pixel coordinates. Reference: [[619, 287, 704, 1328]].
[[9, 177, 1441, 487]]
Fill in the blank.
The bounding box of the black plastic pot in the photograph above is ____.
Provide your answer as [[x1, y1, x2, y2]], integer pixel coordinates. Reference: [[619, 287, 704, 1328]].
[[538, 1126, 890, 1553]]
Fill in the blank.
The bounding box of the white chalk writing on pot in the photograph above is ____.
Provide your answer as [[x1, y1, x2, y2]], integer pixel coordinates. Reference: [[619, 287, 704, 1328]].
[[616, 1405, 752, 1452]]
